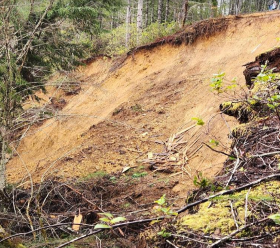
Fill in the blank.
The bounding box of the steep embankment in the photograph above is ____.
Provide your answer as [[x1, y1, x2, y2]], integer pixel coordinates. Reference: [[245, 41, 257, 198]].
[[7, 12, 280, 195]]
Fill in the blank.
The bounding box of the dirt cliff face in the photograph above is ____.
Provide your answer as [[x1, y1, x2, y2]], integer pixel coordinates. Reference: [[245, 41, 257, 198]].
[[7, 12, 280, 197]]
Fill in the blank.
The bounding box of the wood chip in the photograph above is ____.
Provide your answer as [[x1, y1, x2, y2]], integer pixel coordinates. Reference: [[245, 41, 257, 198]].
[[72, 213, 83, 231]]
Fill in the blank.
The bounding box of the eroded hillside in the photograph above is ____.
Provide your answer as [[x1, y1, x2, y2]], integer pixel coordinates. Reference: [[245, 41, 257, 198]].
[[7, 12, 280, 198]]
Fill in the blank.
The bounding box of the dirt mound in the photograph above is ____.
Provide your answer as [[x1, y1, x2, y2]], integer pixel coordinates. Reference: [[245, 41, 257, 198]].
[[7, 11, 280, 198]]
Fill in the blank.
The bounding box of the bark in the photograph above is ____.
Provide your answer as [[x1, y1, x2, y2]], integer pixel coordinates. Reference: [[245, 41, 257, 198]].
[[0, 137, 6, 191], [150, 0, 155, 23], [165, 0, 170, 22], [145, 0, 149, 27], [0, 7, 12, 191], [157, 0, 162, 23], [236, 0, 243, 14], [182, 0, 189, 26], [229, 0, 235, 14], [125, 0, 131, 47], [137, 0, 143, 44]]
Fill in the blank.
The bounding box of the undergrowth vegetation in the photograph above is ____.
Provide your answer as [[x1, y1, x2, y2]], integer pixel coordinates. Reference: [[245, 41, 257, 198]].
[[93, 22, 180, 56]]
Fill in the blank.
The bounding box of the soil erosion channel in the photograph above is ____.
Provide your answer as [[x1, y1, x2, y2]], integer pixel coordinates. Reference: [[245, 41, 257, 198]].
[[7, 12, 280, 196]]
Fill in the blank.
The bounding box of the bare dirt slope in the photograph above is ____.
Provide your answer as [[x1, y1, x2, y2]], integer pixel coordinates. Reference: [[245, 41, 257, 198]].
[[7, 12, 280, 196]]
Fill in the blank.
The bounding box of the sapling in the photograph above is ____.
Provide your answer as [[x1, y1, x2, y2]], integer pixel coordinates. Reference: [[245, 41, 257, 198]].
[[94, 213, 126, 229]]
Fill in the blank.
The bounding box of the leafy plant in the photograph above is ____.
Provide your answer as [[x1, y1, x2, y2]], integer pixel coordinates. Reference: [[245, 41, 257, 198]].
[[191, 117, 205, 126], [157, 228, 172, 238], [248, 62, 280, 121], [94, 213, 126, 229], [268, 213, 280, 225], [210, 72, 237, 94], [209, 139, 219, 146], [153, 194, 178, 217], [193, 172, 210, 189], [210, 72, 225, 93]]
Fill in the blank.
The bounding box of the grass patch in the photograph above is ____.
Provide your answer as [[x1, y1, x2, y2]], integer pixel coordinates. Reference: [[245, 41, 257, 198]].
[[132, 172, 148, 178], [83, 171, 108, 180]]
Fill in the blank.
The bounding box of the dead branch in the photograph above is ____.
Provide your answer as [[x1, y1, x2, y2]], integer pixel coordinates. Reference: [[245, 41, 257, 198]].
[[16, 0, 55, 72], [54, 217, 165, 248], [0, 222, 72, 243], [226, 146, 240, 186], [63, 184, 104, 212], [51, 174, 280, 247], [250, 150, 280, 158], [2, 174, 280, 247], [203, 142, 236, 158], [166, 240, 180, 248]]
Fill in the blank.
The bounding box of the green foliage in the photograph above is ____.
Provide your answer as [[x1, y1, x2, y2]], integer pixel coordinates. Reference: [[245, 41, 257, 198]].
[[50, 0, 123, 33], [228, 156, 237, 161], [157, 228, 172, 238], [267, 94, 280, 110], [210, 72, 237, 94], [210, 72, 225, 93], [191, 117, 205, 126], [0, 0, 112, 129], [132, 172, 147, 178], [155, 194, 166, 206], [193, 172, 210, 189], [0, 0, 123, 104], [0, 55, 36, 128], [269, 214, 280, 225], [94, 212, 126, 229], [94, 224, 112, 229], [109, 176, 117, 183], [254, 64, 277, 82], [94, 21, 180, 56], [209, 139, 219, 146], [154, 194, 178, 217], [248, 62, 280, 120]]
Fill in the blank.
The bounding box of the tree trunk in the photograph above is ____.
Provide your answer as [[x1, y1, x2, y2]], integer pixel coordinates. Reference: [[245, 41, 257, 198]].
[[137, 0, 143, 45], [0, 136, 6, 191], [126, 0, 131, 47], [150, 0, 155, 23], [182, 0, 189, 26], [229, 0, 235, 14], [165, 0, 170, 22], [157, 0, 162, 23], [0, 8, 13, 192], [145, 0, 149, 27], [236, 0, 243, 14]]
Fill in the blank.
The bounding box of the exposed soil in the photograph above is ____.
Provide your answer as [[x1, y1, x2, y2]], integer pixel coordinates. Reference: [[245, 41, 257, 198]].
[[7, 11, 280, 200]]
